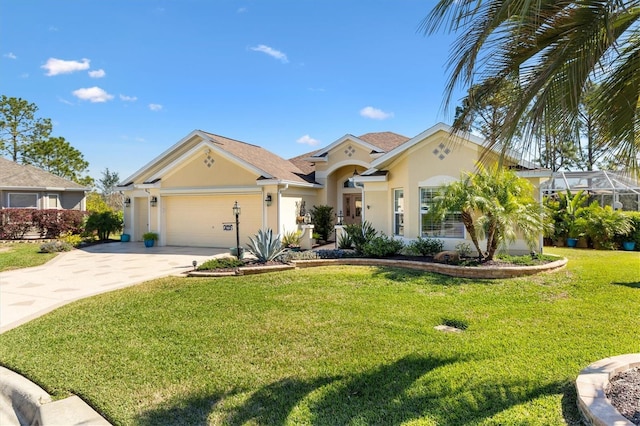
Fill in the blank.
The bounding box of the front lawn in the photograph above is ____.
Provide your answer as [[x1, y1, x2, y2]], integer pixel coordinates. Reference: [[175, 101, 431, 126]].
[[0, 243, 57, 271], [0, 248, 638, 425]]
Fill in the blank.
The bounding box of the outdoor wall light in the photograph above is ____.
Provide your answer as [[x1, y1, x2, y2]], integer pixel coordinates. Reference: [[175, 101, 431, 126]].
[[150, 196, 158, 207], [265, 193, 272, 206], [124, 197, 131, 207]]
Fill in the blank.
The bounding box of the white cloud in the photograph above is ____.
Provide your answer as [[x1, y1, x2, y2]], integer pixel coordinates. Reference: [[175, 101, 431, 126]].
[[42, 58, 90, 76], [88, 69, 106, 78], [359, 106, 394, 120], [119, 94, 137, 102], [250, 44, 288, 63], [296, 135, 320, 146], [4, 52, 16, 59], [72, 86, 114, 103], [149, 103, 163, 111]]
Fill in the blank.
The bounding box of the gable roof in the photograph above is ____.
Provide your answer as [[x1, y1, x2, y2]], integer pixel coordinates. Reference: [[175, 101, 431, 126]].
[[357, 131, 410, 153], [121, 130, 318, 187], [0, 157, 87, 190], [364, 123, 536, 174], [201, 132, 317, 184]]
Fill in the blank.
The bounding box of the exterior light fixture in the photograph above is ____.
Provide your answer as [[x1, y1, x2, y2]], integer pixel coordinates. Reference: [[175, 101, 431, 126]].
[[150, 196, 158, 207], [337, 210, 344, 225], [233, 201, 241, 259], [124, 197, 131, 207], [265, 193, 272, 206]]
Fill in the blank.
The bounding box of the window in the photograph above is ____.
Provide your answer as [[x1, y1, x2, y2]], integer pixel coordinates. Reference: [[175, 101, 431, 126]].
[[393, 189, 404, 236], [420, 188, 464, 238], [8, 193, 38, 208], [47, 194, 59, 209]]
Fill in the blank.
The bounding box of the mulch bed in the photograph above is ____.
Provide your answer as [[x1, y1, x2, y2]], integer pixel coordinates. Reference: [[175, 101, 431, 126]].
[[606, 367, 640, 425]]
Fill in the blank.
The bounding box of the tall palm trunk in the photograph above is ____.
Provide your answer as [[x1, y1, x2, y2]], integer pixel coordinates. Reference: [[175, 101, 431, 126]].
[[461, 210, 484, 260]]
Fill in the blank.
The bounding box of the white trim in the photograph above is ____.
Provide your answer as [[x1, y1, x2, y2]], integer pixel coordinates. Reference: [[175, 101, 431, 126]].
[[315, 159, 371, 179], [310, 134, 381, 158], [46, 193, 60, 209], [148, 139, 272, 182], [256, 179, 322, 188], [7, 192, 39, 208], [0, 186, 85, 192], [352, 174, 387, 183]]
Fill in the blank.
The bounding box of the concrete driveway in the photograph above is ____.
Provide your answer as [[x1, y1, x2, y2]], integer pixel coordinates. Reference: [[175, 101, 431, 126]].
[[0, 242, 227, 333]]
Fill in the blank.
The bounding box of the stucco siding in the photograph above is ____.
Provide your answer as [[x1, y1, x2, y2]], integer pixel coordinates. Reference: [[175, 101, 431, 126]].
[[163, 151, 258, 188]]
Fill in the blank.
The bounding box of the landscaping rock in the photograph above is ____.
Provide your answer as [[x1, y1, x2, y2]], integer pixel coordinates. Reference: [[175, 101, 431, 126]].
[[434, 251, 459, 263]]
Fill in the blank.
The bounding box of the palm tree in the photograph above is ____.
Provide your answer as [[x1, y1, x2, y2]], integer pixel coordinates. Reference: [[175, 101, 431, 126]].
[[422, 1, 640, 175], [430, 165, 545, 261]]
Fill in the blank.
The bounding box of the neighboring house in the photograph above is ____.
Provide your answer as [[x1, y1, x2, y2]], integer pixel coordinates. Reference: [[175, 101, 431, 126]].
[[0, 157, 87, 210], [119, 123, 545, 252]]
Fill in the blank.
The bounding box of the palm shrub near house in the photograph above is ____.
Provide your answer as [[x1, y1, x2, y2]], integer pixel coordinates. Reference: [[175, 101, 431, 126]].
[[310, 205, 334, 243], [247, 228, 286, 263], [429, 165, 545, 261]]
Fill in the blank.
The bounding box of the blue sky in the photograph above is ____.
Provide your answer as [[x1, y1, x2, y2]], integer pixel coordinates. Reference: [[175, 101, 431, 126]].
[[1, 1, 464, 182]]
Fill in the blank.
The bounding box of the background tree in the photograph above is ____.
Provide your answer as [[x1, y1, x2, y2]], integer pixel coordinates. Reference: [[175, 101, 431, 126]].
[[0, 95, 52, 162], [21, 136, 93, 186], [423, 1, 640, 175], [96, 168, 122, 210]]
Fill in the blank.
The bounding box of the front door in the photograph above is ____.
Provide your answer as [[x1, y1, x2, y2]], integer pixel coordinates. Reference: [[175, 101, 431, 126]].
[[343, 194, 362, 225]]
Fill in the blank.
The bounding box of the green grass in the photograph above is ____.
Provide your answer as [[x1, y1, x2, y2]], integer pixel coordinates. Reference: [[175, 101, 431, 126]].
[[0, 248, 638, 425], [0, 243, 57, 271]]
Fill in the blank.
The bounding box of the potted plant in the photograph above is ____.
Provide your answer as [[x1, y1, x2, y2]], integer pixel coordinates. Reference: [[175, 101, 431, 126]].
[[620, 213, 640, 251], [143, 232, 159, 247], [120, 233, 130, 242]]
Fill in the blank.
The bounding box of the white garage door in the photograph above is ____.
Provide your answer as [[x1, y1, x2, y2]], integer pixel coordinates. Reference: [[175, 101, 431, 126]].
[[164, 194, 262, 247]]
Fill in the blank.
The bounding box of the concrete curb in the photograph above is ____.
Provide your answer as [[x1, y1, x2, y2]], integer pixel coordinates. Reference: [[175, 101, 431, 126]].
[[0, 366, 110, 426], [575, 353, 640, 426]]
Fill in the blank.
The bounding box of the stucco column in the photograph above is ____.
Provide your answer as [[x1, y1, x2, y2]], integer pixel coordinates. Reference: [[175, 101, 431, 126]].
[[300, 224, 314, 250]]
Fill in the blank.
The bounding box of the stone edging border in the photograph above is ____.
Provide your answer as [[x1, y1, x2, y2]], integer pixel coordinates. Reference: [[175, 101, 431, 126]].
[[575, 353, 640, 426], [0, 366, 110, 425], [188, 256, 567, 279]]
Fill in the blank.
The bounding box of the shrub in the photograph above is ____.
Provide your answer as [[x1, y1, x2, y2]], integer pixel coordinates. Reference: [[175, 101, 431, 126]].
[[406, 236, 443, 256], [344, 221, 377, 254], [142, 232, 159, 241], [282, 230, 301, 248], [0, 209, 33, 239], [85, 211, 123, 241], [455, 242, 472, 257], [31, 209, 87, 238], [619, 212, 640, 249], [40, 241, 73, 253], [247, 228, 286, 263], [59, 233, 83, 247], [582, 203, 632, 249], [310, 205, 334, 242], [197, 257, 244, 270], [315, 249, 358, 259], [362, 234, 405, 258], [337, 232, 353, 249]]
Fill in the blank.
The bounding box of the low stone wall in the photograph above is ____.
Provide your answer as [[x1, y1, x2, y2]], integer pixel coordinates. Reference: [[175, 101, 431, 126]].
[[189, 257, 567, 279], [576, 354, 640, 426]]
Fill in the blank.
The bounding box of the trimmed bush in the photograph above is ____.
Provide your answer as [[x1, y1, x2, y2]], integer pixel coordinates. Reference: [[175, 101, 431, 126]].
[[39, 241, 73, 253], [197, 257, 244, 270], [406, 236, 443, 256], [85, 211, 123, 241], [362, 234, 405, 258]]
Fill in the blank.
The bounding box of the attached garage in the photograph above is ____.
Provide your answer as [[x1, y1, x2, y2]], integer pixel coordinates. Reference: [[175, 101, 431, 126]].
[[163, 193, 263, 247]]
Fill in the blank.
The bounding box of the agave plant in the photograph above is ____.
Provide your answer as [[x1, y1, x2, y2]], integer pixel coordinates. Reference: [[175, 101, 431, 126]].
[[247, 228, 286, 263]]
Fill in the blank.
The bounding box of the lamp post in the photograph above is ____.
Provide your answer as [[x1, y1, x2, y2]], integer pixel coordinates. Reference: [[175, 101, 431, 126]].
[[232, 201, 241, 259]]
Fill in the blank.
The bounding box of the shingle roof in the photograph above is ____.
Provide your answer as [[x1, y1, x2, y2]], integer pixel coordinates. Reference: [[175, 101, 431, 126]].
[[288, 150, 320, 175], [201, 132, 317, 184], [358, 131, 410, 153], [0, 157, 86, 190]]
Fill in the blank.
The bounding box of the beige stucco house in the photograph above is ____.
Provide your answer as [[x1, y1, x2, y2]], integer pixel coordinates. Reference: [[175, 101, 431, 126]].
[[119, 123, 543, 252]]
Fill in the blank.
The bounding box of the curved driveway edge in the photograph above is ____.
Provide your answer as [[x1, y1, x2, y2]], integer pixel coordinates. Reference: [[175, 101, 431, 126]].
[[0, 242, 226, 334]]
